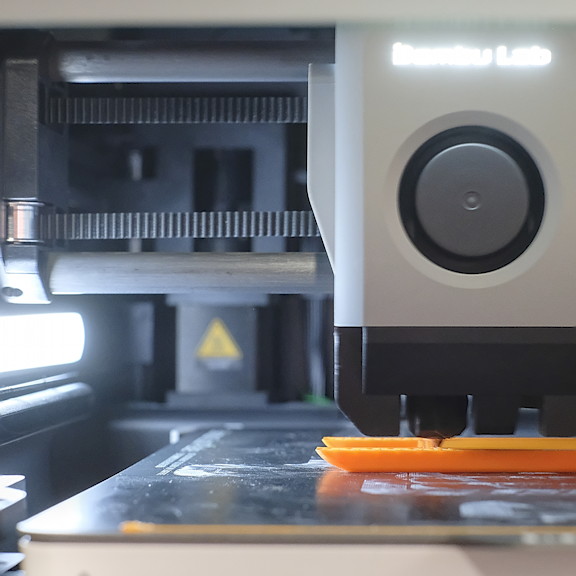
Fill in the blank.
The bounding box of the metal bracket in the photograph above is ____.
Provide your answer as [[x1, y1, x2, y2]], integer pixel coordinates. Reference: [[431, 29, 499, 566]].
[[0, 246, 51, 304], [0, 37, 67, 304], [0, 201, 51, 303]]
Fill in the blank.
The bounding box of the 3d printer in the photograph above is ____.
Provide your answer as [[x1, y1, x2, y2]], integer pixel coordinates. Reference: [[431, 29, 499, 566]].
[[2, 3, 576, 575]]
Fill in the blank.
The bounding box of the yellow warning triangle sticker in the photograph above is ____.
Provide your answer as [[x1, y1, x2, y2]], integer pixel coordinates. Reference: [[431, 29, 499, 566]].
[[196, 318, 243, 359]]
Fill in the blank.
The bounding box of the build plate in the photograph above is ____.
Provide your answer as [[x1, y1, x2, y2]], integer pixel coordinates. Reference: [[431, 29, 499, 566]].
[[18, 427, 576, 545]]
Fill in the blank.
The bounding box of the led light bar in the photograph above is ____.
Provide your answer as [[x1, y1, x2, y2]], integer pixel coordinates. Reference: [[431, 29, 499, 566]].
[[0, 312, 85, 373]]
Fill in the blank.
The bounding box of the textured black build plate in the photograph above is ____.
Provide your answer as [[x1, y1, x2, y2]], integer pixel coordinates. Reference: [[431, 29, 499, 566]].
[[18, 426, 576, 545]]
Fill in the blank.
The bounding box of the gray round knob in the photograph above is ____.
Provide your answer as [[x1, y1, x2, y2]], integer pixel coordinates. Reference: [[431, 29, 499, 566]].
[[414, 143, 530, 258]]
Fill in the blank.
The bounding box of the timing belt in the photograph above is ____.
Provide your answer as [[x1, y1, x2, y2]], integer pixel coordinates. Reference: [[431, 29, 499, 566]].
[[38, 210, 320, 241], [46, 96, 308, 125]]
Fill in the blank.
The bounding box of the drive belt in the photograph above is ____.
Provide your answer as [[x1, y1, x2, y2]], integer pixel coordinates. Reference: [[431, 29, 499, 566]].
[[46, 96, 308, 125], [37, 210, 320, 241]]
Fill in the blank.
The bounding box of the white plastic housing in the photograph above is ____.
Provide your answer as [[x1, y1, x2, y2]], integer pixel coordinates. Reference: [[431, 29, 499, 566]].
[[334, 24, 576, 328]]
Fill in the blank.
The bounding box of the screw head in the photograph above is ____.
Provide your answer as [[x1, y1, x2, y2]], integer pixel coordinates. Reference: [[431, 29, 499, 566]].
[[1, 287, 23, 298]]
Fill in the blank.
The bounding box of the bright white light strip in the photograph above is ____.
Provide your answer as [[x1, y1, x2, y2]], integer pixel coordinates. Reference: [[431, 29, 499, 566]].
[[392, 43, 552, 67], [0, 312, 85, 373]]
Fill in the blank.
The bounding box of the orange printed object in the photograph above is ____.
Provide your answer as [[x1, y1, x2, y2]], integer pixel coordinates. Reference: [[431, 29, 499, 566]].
[[440, 437, 576, 451], [316, 437, 576, 473], [321, 437, 439, 449]]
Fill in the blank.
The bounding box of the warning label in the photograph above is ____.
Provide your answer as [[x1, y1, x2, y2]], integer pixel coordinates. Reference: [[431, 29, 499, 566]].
[[196, 318, 243, 370]]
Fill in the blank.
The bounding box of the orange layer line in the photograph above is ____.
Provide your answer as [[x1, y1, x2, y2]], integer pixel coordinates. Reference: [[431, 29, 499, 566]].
[[322, 437, 439, 449]]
